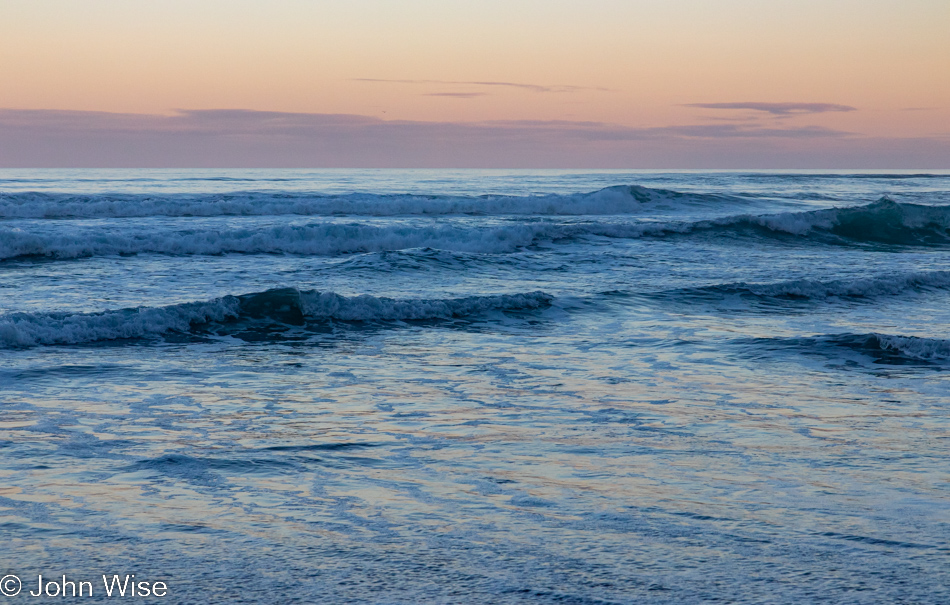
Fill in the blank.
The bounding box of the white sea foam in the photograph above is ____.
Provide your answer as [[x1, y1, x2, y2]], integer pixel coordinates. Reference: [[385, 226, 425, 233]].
[[874, 334, 950, 361], [0, 289, 554, 347]]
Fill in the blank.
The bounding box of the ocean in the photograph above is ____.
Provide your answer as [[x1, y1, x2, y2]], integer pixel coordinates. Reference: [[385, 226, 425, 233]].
[[1, 169, 948, 603]]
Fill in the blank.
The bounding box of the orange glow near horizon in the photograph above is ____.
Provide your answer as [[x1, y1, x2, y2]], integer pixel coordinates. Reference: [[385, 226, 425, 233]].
[[1, 0, 948, 144]]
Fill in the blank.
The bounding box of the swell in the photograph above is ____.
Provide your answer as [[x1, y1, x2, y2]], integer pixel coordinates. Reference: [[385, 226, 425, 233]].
[[3, 199, 947, 261], [742, 173, 950, 180], [0, 185, 742, 219], [723, 198, 950, 245], [654, 270, 950, 305], [0, 222, 560, 259], [741, 333, 950, 364], [0, 288, 554, 348], [636, 198, 950, 247]]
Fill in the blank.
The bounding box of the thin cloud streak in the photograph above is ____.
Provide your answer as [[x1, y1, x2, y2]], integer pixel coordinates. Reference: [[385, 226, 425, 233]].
[[686, 102, 858, 115], [354, 78, 610, 93], [423, 92, 488, 99]]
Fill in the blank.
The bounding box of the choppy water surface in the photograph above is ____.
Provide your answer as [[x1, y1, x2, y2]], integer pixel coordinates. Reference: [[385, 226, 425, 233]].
[[1, 170, 948, 604]]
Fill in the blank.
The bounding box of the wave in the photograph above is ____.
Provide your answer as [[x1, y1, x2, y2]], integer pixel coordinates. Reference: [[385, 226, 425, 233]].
[[743, 173, 950, 180], [742, 333, 950, 364], [0, 185, 742, 219], [723, 198, 950, 245], [0, 218, 707, 260], [659, 270, 950, 304], [0, 222, 552, 259], [863, 334, 950, 362], [585, 198, 950, 246], [0, 288, 554, 347], [3, 199, 947, 261]]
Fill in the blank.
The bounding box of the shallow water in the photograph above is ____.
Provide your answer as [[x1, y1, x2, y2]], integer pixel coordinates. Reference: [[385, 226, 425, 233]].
[[1, 170, 948, 603]]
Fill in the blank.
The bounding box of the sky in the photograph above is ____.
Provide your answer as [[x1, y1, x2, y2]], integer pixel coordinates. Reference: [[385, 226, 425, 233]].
[[1, 0, 948, 167]]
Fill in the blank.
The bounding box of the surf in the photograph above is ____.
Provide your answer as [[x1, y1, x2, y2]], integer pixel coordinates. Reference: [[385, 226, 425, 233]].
[[0, 288, 554, 347], [0, 185, 745, 219]]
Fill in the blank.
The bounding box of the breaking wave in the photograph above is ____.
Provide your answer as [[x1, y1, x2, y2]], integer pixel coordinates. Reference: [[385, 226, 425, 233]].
[[742, 333, 950, 364], [3, 199, 947, 261], [604, 198, 950, 246], [0, 222, 552, 259], [0, 288, 554, 347], [862, 334, 950, 361], [722, 198, 950, 245], [0, 185, 742, 219]]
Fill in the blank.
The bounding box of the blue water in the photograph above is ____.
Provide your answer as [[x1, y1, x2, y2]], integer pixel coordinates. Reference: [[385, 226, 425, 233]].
[[1, 169, 949, 603]]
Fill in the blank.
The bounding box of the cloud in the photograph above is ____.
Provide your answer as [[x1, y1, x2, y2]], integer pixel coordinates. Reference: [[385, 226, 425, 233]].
[[645, 124, 850, 139], [423, 92, 488, 99], [354, 78, 609, 93], [685, 102, 857, 115], [470, 119, 852, 141], [0, 108, 945, 168], [0, 108, 850, 140]]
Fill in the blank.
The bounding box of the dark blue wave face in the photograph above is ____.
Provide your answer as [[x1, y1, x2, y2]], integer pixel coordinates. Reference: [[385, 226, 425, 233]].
[[0, 288, 555, 348], [1, 170, 948, 604]]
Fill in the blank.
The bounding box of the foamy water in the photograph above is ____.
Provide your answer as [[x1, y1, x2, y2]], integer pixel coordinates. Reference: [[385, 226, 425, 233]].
[[1, 170, 948, 604]]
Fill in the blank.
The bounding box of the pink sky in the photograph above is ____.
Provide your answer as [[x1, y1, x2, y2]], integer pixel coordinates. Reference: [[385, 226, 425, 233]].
[[2, 0, 948, 167]]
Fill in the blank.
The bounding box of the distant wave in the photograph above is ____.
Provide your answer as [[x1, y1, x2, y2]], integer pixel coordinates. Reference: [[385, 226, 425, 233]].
[[655, 270, 950, 304], [744, 173, 950, 180], [0, 222, 556, 259], [0, 185, 743, 219], [3, 199, 947, 261], [742, 333, 950, 364], [0, 288, 554, 347]]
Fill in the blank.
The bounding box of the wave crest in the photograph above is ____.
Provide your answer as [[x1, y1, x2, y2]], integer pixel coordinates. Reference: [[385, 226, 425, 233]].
[[0, 223, 547, 260], [732, 198, 950, 245], [871, 334, 950, 361], [0, 185, 739, 219], [3, 199, 947, 262], [662, 270, 950, 303], [0, 288, 554, 347], [828, 333, 950, 363], [742, 333, 950, 364]]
